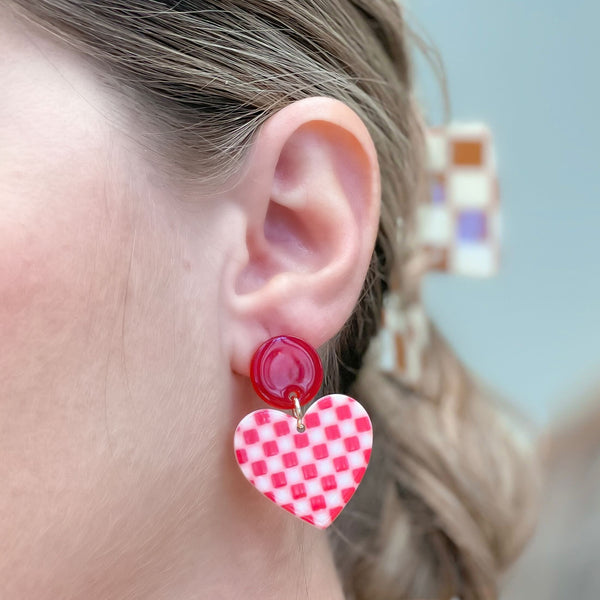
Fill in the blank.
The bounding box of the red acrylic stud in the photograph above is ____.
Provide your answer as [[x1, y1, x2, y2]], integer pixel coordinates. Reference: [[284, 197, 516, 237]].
[[250, 336, 323, 409]]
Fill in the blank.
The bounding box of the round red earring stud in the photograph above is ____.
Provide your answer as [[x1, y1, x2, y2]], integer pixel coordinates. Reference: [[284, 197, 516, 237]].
[[233, 335, 373, 529]]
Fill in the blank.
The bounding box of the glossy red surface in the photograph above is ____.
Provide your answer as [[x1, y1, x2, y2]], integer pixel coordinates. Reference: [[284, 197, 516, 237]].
[[250, 336, 323, 409]]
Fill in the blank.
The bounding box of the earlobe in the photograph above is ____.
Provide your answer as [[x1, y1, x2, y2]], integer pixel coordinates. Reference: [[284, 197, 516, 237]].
[[225, 97, 380, 376]]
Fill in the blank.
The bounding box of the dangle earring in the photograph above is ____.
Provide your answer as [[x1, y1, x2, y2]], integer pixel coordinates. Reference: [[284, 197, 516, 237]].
[[233, 335, 373, 529]]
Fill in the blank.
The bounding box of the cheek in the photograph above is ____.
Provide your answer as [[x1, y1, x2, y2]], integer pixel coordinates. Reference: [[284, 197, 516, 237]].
[[0, 152, 133, 382], [0, 20, 132, 363], [0, 193, 80, 323]]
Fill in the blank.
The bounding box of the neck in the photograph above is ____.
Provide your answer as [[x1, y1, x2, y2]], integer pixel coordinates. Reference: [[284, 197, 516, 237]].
[[109, 397, 347, 599], [2, 383, 346, 599], [115, 407, 345, 599], [173, 403, 346, 599], [195, 477, 346, 598]]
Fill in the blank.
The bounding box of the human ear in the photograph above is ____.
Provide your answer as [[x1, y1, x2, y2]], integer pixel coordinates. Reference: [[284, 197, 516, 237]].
[[224, 96, 380, 376]]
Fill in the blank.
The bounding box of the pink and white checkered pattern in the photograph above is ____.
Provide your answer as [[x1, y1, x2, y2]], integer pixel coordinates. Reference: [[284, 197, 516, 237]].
[[233, 394, 372, 529]]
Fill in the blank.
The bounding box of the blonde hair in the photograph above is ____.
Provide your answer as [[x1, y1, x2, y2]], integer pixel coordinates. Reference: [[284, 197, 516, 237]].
[[9, 1, 539, 598]]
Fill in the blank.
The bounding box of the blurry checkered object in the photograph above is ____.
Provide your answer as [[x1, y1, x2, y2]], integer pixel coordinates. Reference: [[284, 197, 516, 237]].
[[374, 123, 501, 382], [420, 122, 501, 277]]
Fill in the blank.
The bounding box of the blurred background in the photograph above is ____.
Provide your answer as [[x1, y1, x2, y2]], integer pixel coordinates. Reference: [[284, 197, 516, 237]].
[[405, 1, 600, 598], [409, 0, 600, 428]]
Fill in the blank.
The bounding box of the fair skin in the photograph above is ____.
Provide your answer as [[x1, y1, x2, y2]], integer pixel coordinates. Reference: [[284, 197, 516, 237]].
[[0, 7, 380, 599]]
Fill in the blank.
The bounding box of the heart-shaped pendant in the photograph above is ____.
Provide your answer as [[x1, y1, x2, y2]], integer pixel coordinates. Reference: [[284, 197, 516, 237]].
[[233, 394, 372, 529]]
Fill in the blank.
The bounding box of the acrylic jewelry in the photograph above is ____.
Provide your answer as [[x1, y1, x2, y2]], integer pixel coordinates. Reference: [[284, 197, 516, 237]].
[[233, 335, 373, 529]]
